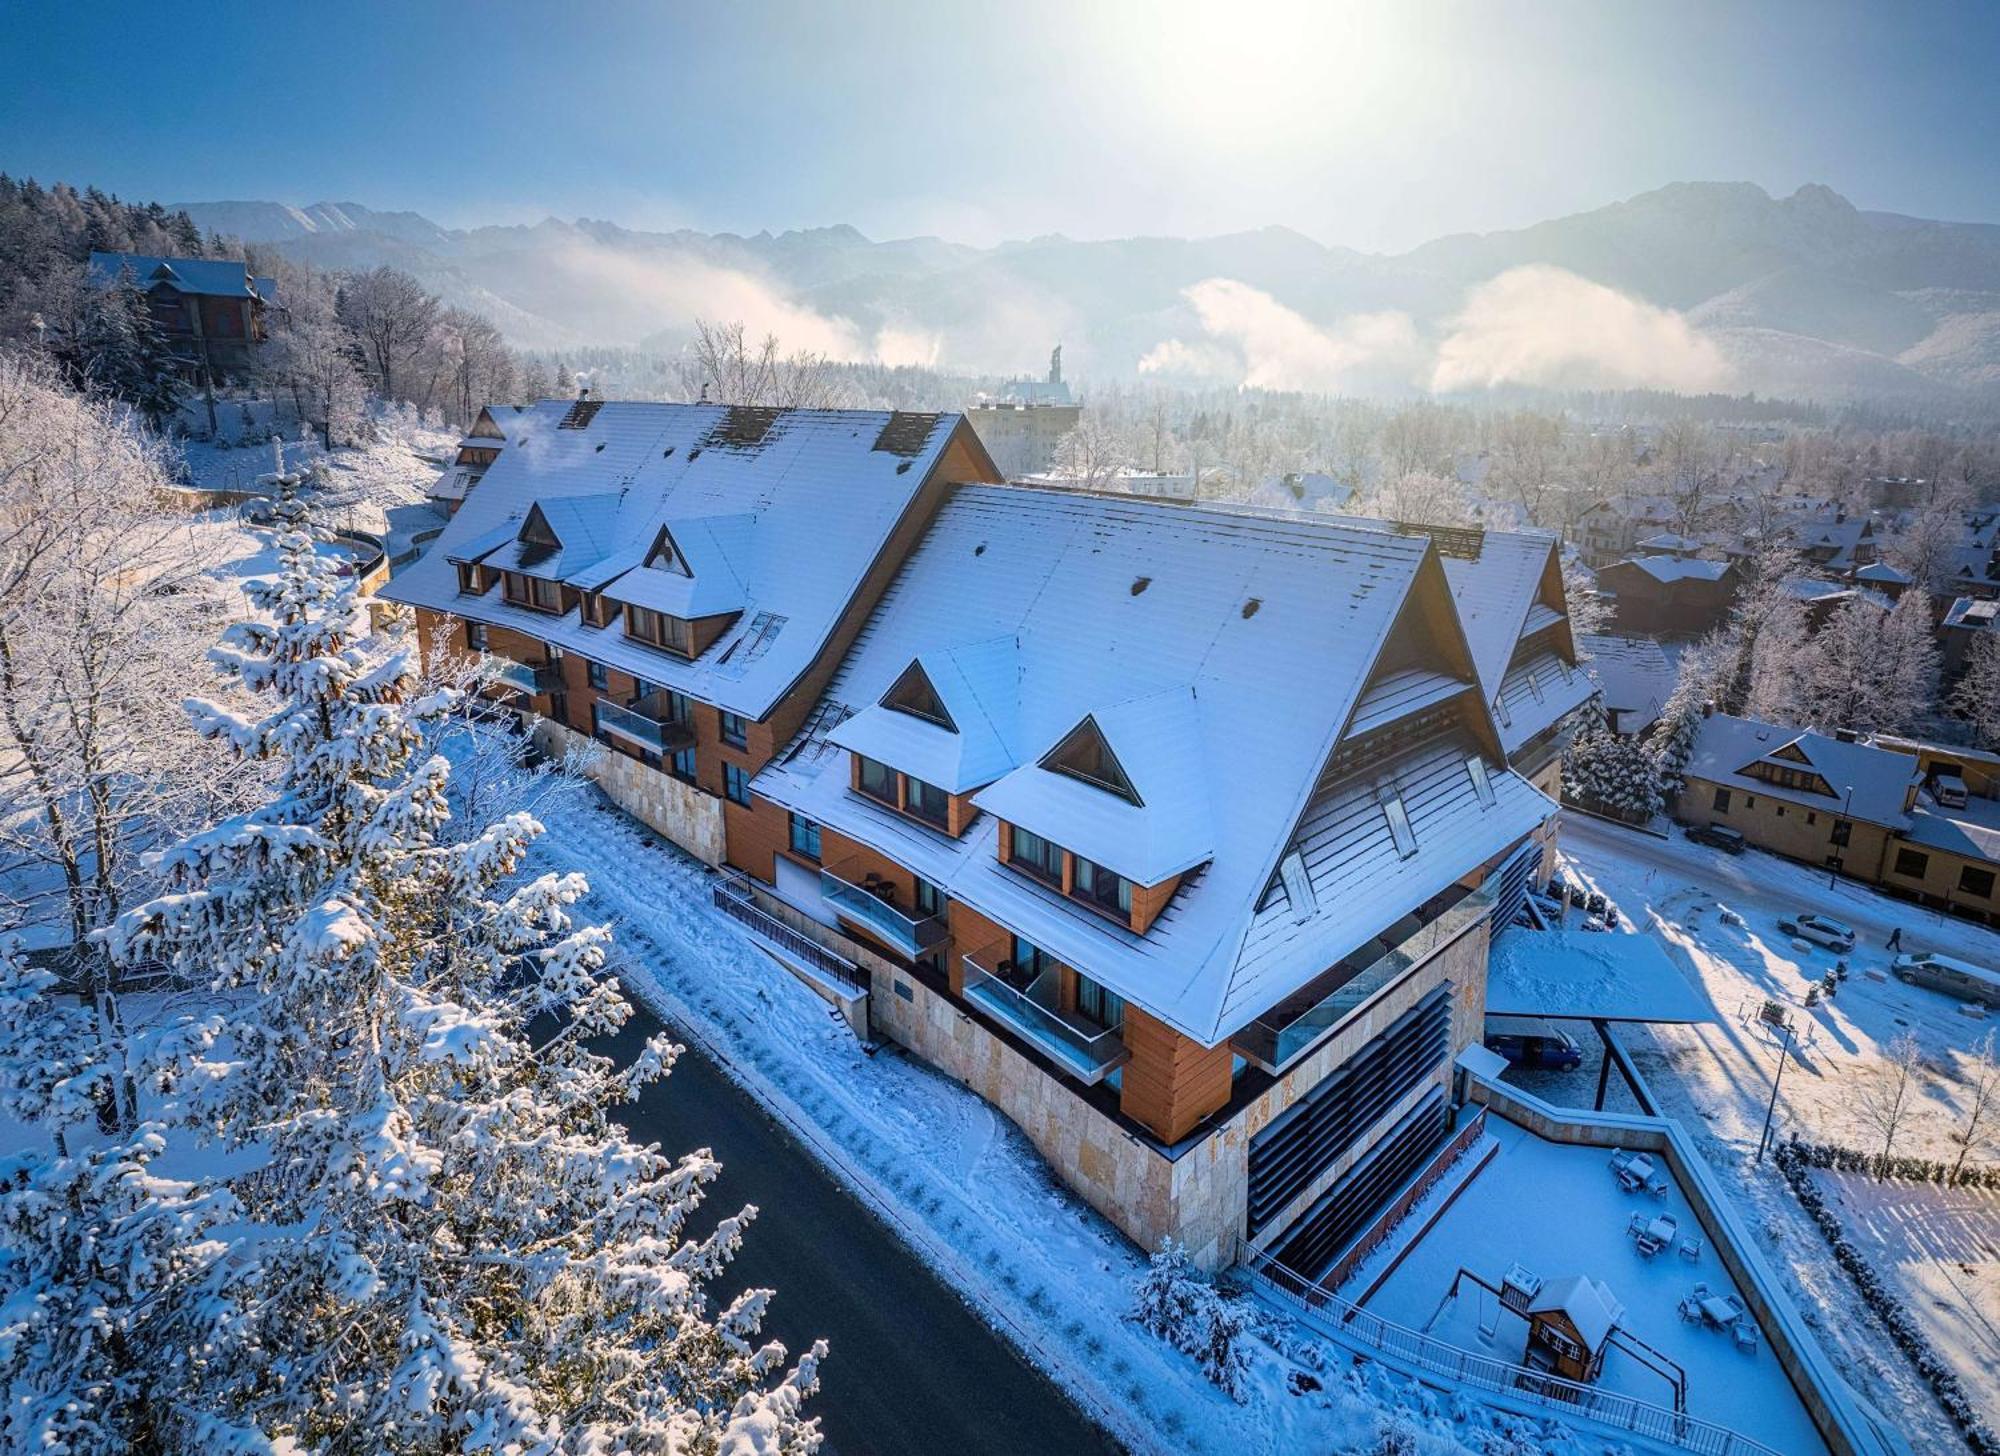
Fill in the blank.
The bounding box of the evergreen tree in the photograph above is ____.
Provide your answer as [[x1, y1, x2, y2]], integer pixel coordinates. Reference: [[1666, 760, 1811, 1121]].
[[1564, 704, 1665, 821], [1, 480, 825, 1452], [77, 266, 184, 427]]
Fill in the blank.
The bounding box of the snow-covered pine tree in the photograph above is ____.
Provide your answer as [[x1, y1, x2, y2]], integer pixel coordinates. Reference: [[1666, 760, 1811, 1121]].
[[78, 266, 184, 429], [1131, 1239, 1254, 1399], [100, 480, 826, 1452], [1563, 705, 1664, 822]]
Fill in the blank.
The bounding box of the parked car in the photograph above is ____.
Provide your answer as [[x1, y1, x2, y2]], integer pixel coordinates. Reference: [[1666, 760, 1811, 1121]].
[[1893, 951, 2000, 1009], [1777, 913, 1857, 952], [1686, 823, 1747, 854], [1486, 1029, 1586, 1072], [1586, 892, 1607, 916]]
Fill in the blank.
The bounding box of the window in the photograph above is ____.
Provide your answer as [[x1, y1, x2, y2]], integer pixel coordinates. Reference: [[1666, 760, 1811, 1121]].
[[1378, 784, 1418, 858], [1072, 856, 1133, 922], [905, 775, 950, 827], [625, 604, 693, 656], [1776, 806, 1786, 818], [1074, 973, 1125, 1031], [1041, 718, 1140, 804], [668, 746, 696, 784], [1009, 935, 1052, 982], [788, 813, 821, 861], [720, 711, 749, 748], [1712, 787, 1732, 813], [913, 876, 946, 918], [1894, 847, 1931, 878], [856, 755, 898, 806], [586, 660, 608, 692], [465, 621, 488, 652], [580, 592, 617, 628], [1961, 865, 1997, 900], [883, 661, 955, 730], [455, 562, 489, 595], [1464, 754, 1495, 809], [1745, 795, 1756, 809], [503, 572, 562, 613], [1832, 819, 1852, 848], [1009, 825, 1064, 884], [724, 763, 752, 807]]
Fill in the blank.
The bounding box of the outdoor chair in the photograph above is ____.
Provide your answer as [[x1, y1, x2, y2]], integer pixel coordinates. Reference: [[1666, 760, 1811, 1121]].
[[1679, 1236, 1703, 1261], [1678, 1296, 1702, 1323], [1647, 1175, 1671, 1199], [1691, 1281, 1710, 1299], [1733, 1319, 1760, 1354], [1626, 1211, 1649, 1239]]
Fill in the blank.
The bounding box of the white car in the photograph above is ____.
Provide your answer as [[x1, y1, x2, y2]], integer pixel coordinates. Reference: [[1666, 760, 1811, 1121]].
[[1777, 912, 1856, 952]]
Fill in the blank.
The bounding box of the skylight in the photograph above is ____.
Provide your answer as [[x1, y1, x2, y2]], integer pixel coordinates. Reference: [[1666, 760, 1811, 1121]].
[[1378, 783, 1418, 858], [1465, 754, 1495, 808]]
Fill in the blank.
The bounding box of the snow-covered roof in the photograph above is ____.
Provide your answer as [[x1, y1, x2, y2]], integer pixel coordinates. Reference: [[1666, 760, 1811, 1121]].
[[1486, 927, 1713, 1023], [828, 638, 1021, 794], [1944, 597, 2000, 631], [1528, 1273, 1624, 1352], [1492, 649, 1597, 755], [1853, 561, 1912, 586], [382, 401, 987, 719], [1441, 531, 1559, 705], [1580, 634, 1674, 736], [1685, 714, 1919, 829], [1904, 796, 2000, 865], [87, 251, 270, 301], [753, 485, 1553, 1045], [1620, 555, 1732, 585], [1636, 532, 1701, 552], [1779, 576, 1851, 603]]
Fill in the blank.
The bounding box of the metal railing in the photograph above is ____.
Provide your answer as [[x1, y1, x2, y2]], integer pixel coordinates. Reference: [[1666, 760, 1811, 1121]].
[[595, 697, 695, 753], [491, 657, 559, 696], [819, 857, 949, 957], [1241, 1244, 1780, 1456], [960, 940, 1129, 1085], [711, 879, 869, 996], [1233, 885, 1492, 1074]]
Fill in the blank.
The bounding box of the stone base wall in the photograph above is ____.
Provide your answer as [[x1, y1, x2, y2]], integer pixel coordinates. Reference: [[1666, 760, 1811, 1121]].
[[744, 879, 1493, 1273], [534, 719, 727, 866]]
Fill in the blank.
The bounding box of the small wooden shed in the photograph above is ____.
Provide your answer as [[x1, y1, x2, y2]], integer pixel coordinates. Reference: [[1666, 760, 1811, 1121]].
[[1524, 1274, 1624, 1382]]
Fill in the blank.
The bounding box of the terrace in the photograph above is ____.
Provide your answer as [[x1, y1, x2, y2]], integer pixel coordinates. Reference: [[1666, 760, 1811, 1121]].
[[593, 695, 696, 755], [961, 939, 1129, 1084], [819, 856, 949, 958]]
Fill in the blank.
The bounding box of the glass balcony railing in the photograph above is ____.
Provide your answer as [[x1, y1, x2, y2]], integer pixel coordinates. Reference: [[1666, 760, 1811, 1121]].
[[594, 697, 695, 753], [819, 857, 949, 957], [1231, 884, 1494, 1075], [960, 940, 1129, 1085], [491, 658, 559, 696]]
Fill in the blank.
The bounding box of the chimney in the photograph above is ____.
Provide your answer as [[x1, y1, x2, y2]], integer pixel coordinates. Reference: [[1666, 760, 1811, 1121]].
[[578, 382, 591, 401], [1835, 728, 1858, 743]]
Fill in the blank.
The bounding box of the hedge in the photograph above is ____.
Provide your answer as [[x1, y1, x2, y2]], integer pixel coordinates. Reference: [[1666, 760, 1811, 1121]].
[[1783, 1135, 2000, 1191], [1776, 1139, 2000, 1454]]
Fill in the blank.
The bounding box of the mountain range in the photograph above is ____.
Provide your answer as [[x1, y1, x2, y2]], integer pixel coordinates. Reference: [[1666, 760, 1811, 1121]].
[[181, 184, 2000, 407]]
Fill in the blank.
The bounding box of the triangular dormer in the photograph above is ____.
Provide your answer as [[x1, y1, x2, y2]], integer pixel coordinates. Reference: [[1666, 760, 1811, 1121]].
[[883, 659, 956, 731], [1770, 741, 1812, 764], [1041, 715, 1141, 805], [646, 524, 691, 576], [516, 503, 562, 567]]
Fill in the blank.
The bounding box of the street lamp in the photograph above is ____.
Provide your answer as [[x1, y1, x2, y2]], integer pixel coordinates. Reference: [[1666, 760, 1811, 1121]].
[[1827, 782, 1854, 890], [1756, 1011, 1797, 1164]]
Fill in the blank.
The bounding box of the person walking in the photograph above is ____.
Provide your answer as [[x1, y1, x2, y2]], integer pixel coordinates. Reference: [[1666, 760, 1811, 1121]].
[[1886, 926, 1904, 953]]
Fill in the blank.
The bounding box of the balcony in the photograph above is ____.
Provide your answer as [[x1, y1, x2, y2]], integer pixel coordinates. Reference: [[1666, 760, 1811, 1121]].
[[961, 940, 1129, 1085], [1231, 884, 1493, 1075], [819, 856, 949, 958], [594, 696, 696, 754], [491, 658, 559, 696]]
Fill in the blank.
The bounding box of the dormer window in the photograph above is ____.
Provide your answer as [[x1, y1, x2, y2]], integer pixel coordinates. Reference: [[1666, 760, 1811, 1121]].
[[455, 562, 493, 595], [856, 754, 898, 806], [503, 571, 562, 614], [1041, 717, 1139, 804], [645, 525, 690, 576], [883, 661, 955, 730], [625, 604, 692, 656], [1008, 825, 1063, 885], [579, 591, 619, 628], [905, 776, 951, 827], [1072, 856, 1132, 923]]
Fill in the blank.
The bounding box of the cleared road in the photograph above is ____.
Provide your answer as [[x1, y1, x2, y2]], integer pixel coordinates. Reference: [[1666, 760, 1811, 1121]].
[[598, 1007, 1125, 1456]]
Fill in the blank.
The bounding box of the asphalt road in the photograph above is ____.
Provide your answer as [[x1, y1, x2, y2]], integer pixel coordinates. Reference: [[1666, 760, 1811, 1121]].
[[598, 1006, 1125, 1456]]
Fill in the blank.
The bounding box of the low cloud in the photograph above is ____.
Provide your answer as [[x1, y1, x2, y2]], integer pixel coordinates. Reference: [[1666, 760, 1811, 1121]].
[[1430, 265, 1732, 393], [1141, 268, 1731, 396], [1141, 278, 1423, 393]]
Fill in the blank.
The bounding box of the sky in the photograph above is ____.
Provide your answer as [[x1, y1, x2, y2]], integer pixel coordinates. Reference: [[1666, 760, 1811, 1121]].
[[4, 0, 1997, 252]]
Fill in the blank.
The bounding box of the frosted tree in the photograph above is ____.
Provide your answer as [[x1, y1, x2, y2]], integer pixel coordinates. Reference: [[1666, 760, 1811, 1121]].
[[95, 488, 826, 1451], [1051, 414, 1131, 490], [1796, 598, 1889, 733], [1858, 1031, 1925, 1178], [1560, 555, 1611, 640], [1877, 589, 1940, 731], [1131, 1239, 1254, 1399], [1563, 705, 1664, 821], [1651, 634, 1728, 803], [1953, 632, 2000, 751], [1951, 1029, 2000, 1183], [1357, 469, 1472, 527], [1742, 592, 1810, 726]]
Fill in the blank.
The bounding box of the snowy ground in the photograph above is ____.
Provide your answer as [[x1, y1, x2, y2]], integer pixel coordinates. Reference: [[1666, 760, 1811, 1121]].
[[529, 795, 1590, 1456], [1810, 1169, 2000, 1432], [1364, 1114, 1826, 1455], [1510, 812, 2000, 1452]]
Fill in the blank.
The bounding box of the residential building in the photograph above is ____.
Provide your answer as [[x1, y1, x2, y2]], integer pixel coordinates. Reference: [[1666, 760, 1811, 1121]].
[[967, 346, 1079, 479], [1674, 713, 2000, 926], [381, 400, 1002, 865], [1573, 494, 1680, 566], [1941, 595, 2000, 680], [428, 403, 529, 514], [1595, 555, 1738, 637], [1580, 634, 1675, 737], [736, 489, 1560, 1269], [86, 250, 277, 383]]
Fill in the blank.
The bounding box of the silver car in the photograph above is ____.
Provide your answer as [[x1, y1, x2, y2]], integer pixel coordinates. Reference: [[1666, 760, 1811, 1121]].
[[1777, 912, 1856, 952]]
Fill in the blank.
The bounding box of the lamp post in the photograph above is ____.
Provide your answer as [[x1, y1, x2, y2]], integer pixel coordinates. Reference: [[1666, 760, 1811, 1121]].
[[1756, 1014, 1796, 1164], [1828, 782, 1855, 889]]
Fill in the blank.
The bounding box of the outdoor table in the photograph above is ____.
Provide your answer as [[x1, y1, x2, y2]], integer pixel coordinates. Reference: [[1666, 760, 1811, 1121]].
[[1616, 1152, 1656, 1190], [1699, 1295, 1739, 1328]]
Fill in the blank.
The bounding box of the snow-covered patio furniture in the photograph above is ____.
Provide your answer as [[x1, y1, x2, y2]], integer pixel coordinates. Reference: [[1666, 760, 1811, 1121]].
[[1609, 1148, 1655, 1192], [1698, 1293, 1743, 1329], [1679, 1234, 1703, 1261], [1733, 1317, 1761, 1354], [1633, 1212, 1678, 1256]]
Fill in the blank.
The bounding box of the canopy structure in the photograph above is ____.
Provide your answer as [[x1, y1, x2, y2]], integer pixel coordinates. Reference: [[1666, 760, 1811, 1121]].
[[1486, 928, 1714, 1025]]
